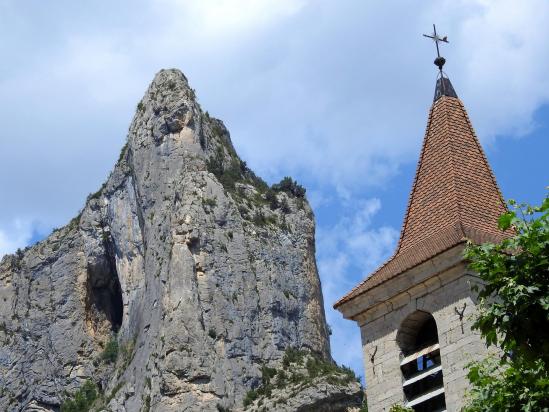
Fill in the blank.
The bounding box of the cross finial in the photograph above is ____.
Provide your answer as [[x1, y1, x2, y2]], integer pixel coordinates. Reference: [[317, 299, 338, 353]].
[[423, 24, 449, 71]]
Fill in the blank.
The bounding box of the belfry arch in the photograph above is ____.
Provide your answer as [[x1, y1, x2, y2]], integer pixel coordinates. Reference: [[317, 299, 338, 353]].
[[396, 310, 436, 354], [397, 311, 446, 411]]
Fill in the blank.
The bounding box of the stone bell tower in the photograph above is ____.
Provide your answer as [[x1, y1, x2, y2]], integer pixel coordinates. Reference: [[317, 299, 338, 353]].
[[334, 27, 509, 412]]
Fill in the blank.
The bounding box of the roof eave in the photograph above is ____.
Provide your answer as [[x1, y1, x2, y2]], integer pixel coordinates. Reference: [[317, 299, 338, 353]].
[[335, 242, 467, 321]]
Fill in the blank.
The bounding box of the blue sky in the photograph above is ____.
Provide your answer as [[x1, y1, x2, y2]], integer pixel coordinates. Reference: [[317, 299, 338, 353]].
[[1, 0, 548, 382]]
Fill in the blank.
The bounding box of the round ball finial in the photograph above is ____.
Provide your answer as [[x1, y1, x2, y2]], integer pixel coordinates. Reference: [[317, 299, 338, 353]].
[[434, 56, 446, 70]]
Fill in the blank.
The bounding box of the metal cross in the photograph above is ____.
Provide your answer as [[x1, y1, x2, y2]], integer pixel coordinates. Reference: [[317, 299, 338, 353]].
[[423, 24, 448, 58], [423, 24, 449, 71]]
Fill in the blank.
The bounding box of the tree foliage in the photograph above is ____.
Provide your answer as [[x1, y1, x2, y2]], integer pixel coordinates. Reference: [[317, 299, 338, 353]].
[[243, 347, 360, 409], [272, 176, 306, 198], [388, 404, 413, 412], [60, 380, 98, 412], [465, 356, 548, 412], [101, 336, 119, 364], [463, 193, 549, 411]]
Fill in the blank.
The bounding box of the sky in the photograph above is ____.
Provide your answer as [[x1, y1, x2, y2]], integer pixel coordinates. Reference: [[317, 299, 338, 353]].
[[1, 0, 548, 382]]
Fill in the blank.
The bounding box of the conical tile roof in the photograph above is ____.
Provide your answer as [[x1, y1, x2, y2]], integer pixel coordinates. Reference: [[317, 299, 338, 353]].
[[335, 78, 509, 308]]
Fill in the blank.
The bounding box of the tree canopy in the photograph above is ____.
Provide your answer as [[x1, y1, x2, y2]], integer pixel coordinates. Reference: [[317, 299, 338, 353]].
[[464, 192, 549, 411]]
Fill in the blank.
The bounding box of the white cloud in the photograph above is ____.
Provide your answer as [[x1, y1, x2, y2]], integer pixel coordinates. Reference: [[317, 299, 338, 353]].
[[316, 198, 399, 375], [317, 199, 399, 313], [2, 2, 548, 226], [438, 0, 549, 142], [57, 36, 140, 105], [156, 0, 306, 39]]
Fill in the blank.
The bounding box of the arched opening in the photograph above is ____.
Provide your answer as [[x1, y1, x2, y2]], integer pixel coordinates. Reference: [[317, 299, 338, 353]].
[[86, 249, 123, 333], [397, 311, 446, 412]]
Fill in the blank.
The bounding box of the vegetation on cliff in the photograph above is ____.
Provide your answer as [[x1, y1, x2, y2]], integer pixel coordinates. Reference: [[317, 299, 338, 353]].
[[243, 347, 362, 410], [205, 117, 306, 226]]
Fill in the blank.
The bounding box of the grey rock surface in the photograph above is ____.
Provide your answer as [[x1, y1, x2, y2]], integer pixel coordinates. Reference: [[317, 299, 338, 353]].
[[0, 69, 356, 411], [240, 351, 363, 412], [244, 380, 363, 412]]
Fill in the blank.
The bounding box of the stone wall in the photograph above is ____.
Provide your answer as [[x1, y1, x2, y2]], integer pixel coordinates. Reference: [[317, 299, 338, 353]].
[[357, 254, 489, 412]]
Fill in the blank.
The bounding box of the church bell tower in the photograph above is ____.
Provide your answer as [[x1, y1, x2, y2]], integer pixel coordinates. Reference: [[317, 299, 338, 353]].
[[334, 26, 509, 412]]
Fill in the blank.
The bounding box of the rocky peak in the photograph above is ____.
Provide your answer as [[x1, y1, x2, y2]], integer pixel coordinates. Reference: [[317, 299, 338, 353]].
[[0, 69, 362, 411]]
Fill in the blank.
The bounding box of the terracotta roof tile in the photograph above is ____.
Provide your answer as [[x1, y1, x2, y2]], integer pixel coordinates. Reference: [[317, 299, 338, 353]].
[[335, 92, 509, 309]]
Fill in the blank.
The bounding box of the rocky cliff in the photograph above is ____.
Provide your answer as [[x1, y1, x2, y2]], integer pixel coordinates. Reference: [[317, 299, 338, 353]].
[[0, 69, 361, 411]]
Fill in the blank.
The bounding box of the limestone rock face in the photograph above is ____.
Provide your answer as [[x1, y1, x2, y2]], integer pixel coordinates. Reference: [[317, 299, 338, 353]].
[[0, 69, 347, 411], [244, 381, 362, 412], [240, 350, 363, 412]]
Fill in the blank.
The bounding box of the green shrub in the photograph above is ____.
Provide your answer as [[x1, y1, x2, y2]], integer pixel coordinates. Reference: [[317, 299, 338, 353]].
[[60, 380, 98, 412], [252, 211, 267, 226], [205, 134, 269, 199], [243, 389, 258, 407], [280, 198, 291, 214], [86, 183, 106, 202], [143, 394, 151, 412], [282, 347, 304, 367], [276, 370, 287, 388], [119, 337, 136, 371], [261, 365, 277, 386], [206, 146, 246, 193], [252, 211, 277, 227], [265, 189, 279, 210], [206, 146, 225, 177], [272, 177, 306, 198], [101, 337, 119, 364], [68, 215, 81, 231], [117, 142, 129, 163], [388, 404, 413, 412], [203, 197, 217, 208]]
